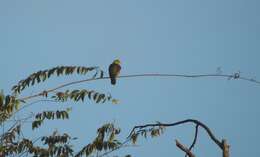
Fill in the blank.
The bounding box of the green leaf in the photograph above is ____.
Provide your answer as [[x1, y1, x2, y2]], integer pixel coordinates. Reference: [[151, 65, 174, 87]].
[[15, 99, 20, 110]]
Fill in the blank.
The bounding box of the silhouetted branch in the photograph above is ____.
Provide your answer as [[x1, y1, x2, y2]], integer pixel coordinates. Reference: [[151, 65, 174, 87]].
[[186, 124, 199, 157], [128, 119, 229, 157], [128, 119, 222, 149]]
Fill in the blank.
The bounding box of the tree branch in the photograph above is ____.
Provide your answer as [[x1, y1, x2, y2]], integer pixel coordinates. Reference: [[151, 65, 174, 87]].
[[128, 119, 222, 149], [18, 72, 259, 101], [186, 124, 199, 157], [222, 139, 230, 157], [128, 119, 230, 157], [175, 139, 195, 157]]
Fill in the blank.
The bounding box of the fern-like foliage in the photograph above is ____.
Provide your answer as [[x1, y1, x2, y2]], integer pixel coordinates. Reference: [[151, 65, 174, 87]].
[[75, 123, 121, 157], [2, 131, 74, 157], [0, 125, 42, 156], [32, 109, 71, 130], [40, 131, 74, 157], [51, 89, 114, 104], [2, 138, 47, 156], [11, 66, 104, 95], [41, 131, 71, 146]]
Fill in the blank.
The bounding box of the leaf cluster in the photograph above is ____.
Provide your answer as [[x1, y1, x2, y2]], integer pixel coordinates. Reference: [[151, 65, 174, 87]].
[[52, 89, 114, 104], [75, 123, 121, 157], [32, 109, 70, 130], [0, 91, 22, 123], [2, 131, 74, 157], [11, 66, 102, 95], [130, 124, 165, 144], [0, 125, 21, 146], [40, 131, 74, 157]]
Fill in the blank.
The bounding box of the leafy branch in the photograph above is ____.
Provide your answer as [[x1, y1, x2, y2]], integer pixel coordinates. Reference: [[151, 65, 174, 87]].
[[75, 123, 122, 157], [18, 71, 260, 101], [4, 131, 75, 157], [85, 119, 229, 157], [51, 89, 114, 104], [12, 66, 103, 95], [32, 109, 71, 130]]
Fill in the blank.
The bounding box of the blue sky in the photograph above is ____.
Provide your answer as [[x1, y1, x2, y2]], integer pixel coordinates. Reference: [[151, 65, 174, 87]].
[[0, 0, 260, 156]]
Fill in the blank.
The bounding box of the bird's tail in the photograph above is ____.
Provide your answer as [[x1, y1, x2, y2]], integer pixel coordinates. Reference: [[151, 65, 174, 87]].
[[111, 78, 116, 85]]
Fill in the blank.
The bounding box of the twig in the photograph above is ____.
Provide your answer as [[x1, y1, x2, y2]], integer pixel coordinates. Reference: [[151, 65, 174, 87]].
[[175, 139, 195, 157], [186, 124, 199, 157], [12, 99, 60, 116]]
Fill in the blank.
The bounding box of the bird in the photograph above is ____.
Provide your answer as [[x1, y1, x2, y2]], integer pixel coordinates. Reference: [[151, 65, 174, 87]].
[[109, 59, 121, 85]]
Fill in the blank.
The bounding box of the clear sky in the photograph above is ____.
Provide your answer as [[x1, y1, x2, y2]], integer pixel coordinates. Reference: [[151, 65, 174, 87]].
[[0, 0, 260, 156]]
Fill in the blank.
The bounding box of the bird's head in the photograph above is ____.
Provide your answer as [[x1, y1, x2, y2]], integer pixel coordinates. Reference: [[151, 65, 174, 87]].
[[113, 59, 121, 65]]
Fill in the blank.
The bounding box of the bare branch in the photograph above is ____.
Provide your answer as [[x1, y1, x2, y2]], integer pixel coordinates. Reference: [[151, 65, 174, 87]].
[[128, 119, 222, 149], [222, 139, 230, 157], [128, 119, 231, 157], [186, 124, 199, 157], [175, 139, 195, 157]]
